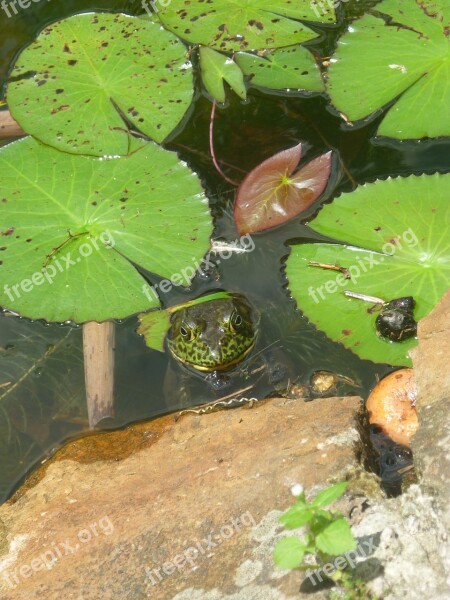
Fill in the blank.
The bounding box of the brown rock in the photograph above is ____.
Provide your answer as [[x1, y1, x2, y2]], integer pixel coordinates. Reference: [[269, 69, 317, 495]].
[[0, 395, 362, 600], [410, 289, 450, 409], [410, 290, 450, 518]]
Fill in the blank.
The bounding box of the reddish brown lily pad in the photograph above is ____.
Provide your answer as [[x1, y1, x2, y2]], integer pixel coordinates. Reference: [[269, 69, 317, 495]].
[[234, 143, 332, 234]]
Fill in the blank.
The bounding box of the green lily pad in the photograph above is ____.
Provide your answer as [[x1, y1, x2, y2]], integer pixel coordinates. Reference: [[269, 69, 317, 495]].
[[157, 0, 335, 52], [286, 175, 450, 366], [199, 47, 247, 103], [137, 292, 233, 352], [327, 0, 450, 139], [235, 46, 324, 92], [7, 13, 194, 156], [0, 138, 212, 323]]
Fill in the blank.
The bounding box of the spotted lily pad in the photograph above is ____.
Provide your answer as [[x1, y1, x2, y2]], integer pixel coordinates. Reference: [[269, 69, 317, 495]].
[[157, 0, 335, 52], [235, 46, 324, 92], [7, 13, 193, 156], [286, 175, 450, 366], [0, 138, 212, 323], [327, 0, 450, 138], [137, 292, 233, 352]]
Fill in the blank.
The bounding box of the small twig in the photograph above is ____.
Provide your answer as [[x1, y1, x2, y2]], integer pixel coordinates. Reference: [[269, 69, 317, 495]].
[[209, 100, 239, 186], [308, 261, 350, 278], [343, 290, 385, 304], [343, 290, 385, 313], [43, 230, 88, 269]]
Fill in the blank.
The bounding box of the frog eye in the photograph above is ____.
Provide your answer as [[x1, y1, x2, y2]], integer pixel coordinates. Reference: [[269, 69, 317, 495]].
[[230, 310, 244, 332], [180, 324, 192, 339], [179, 322, 199, 341]]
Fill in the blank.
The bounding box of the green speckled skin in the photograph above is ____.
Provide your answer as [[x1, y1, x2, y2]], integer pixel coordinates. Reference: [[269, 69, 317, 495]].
[[166, 296, 257, 371]]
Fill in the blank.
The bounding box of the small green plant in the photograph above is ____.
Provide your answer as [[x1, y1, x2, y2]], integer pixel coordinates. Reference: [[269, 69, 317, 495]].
[[274, 482, 375, 598]]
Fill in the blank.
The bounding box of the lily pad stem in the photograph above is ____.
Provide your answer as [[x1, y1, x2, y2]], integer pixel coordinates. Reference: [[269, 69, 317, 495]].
[[82, 321, 115, 428], [209, 101, 239, 186], [0, 109, 24, 138]]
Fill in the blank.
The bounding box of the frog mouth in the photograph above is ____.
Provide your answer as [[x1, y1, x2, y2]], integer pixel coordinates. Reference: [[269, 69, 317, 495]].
[[181, 339, 256, 372]]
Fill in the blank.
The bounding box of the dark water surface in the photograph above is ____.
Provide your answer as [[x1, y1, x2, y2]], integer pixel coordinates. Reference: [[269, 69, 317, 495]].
[[0, 0, 449, 501]]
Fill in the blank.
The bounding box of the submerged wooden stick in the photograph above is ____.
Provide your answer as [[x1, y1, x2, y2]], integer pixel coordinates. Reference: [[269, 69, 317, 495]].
[[0, 110, 24, 138], [82, 321, 116, 428]]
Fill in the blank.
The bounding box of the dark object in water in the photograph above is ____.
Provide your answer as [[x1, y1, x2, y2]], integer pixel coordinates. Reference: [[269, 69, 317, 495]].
[[370, 424, 415, 494], [376, 296, 417, 342]]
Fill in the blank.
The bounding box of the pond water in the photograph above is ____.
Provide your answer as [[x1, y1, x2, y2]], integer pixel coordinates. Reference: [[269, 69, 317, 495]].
[[0, 0, 449, 502]]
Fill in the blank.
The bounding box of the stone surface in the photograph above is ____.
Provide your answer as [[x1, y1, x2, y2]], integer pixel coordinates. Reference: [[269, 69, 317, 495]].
[[353, 290, 450, 600], [352, 485, 450, 600], [411, 289, 450, 503], [0, 395, 362, 600]]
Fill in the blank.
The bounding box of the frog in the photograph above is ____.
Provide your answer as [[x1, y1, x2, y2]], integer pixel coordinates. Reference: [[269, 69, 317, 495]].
[[162, 293, 289, 409], [166, 294, 256, 373]]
